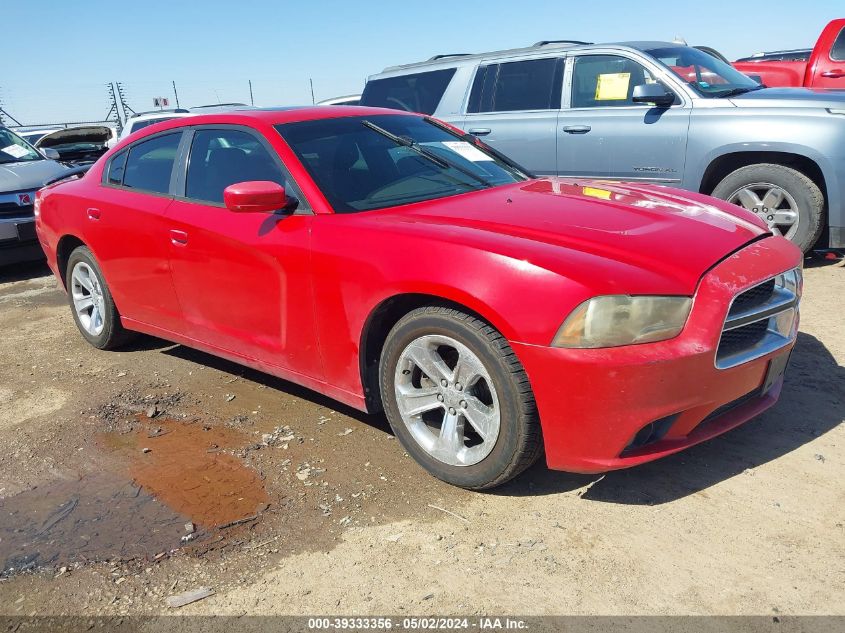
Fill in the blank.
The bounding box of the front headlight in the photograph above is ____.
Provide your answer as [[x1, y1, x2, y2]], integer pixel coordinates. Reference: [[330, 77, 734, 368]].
[[552, 295, 692, 348]]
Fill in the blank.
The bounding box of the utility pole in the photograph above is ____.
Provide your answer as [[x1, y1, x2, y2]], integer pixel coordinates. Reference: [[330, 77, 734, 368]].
[[172, 81, 181, 109], [0, 89, 22, 127], [309, 78, 315, 105], [105, 82, 123, 133], [115, 82, 136, 121], [248, 80, 254, 106]]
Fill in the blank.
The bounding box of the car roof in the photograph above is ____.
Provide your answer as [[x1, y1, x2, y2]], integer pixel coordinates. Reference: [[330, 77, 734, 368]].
[[375, 40, 679, 74], [114, 106, 418, 144]]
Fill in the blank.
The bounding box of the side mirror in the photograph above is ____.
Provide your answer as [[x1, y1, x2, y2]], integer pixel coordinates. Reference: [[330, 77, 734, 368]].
[[223, 181, 288, 213], [42, 148, 61, 160], [631, 83, 676, 107]]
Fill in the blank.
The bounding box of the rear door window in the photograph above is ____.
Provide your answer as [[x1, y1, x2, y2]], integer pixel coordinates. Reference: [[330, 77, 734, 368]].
[[360, 68, 457, 114], [467, 58, 563, 112], [122, 133, 181, 194], [832, 27, 845, 61]]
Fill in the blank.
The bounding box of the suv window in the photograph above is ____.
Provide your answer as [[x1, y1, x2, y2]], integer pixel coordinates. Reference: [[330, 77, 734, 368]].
[[186, 129, 289, 204], [832, 27, 845, 62], [469, 58, 563, 113], [122, 133, 181, 194], [571, 55, 659, 108], [360, 68, 456, 114]]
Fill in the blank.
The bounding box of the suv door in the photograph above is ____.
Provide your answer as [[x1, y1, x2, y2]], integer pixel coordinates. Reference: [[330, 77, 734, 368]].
[[557, 53, 691, 182], [460, 57, 564, 176], [165, 125, 321, 377], [93, 131, 184, 331]]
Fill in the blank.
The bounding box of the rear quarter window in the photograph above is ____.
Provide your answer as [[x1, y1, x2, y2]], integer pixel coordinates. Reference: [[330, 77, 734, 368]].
[[360, 68, 457, 114]]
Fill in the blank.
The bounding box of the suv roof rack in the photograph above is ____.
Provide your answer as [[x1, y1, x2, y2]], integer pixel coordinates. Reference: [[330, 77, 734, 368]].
[[532, 40, 592, 47], [427, 53, 472, 61]]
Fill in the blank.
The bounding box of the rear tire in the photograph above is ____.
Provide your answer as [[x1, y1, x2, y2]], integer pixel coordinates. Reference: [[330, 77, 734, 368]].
[[379, 306, 542, 490], [711, 163, 824, 253], [65, 246, 135, 350]]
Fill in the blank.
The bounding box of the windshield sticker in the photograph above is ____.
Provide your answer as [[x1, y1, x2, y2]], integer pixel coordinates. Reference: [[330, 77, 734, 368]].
[[441, 141, 490, 162], [595, 72, 631, 100], [1, 144, 30, 159]]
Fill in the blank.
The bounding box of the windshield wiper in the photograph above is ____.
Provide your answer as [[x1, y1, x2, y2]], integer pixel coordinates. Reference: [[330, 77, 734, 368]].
[[423, 117, 534, 179], [715, 85, 766, 98], [361, 120, 493, 189]]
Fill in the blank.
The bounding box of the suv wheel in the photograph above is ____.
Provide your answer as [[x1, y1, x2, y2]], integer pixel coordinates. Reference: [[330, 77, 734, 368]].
[[379, 306, 542, 490], [712, 163, 824, 253]]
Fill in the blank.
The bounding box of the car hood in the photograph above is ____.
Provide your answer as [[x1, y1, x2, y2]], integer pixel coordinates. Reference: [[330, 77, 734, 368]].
[[375, 178, 769, 293], [0, 159, 71, 192], [35, 126, 113, 148], [729, 87, 845, 109]]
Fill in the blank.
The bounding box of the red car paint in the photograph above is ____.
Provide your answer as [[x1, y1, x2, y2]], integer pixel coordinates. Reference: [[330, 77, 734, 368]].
[[35, 107, 802, 473], [733, 19, 845, 89]]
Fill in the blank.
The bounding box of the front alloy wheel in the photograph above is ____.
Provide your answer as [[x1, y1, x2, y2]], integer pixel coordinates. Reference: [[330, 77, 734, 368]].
[[380, 306, 542, 490]]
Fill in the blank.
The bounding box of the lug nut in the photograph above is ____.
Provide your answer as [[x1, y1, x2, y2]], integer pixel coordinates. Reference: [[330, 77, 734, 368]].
[[448, 407, 456, 415], [460, 400, 467, 408], [455, 382, 462, 391], [440, 379, 448, 387], [437, 394, 444, 402]]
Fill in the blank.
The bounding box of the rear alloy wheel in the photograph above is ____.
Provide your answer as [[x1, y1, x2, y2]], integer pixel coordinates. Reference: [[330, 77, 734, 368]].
[[65, 246, 135, 350], [712, 163, 824, 253], [380, 306, 542, 490]]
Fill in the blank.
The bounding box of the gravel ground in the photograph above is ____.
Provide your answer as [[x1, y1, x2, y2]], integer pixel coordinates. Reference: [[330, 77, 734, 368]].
[[0, 258, 842, 616]]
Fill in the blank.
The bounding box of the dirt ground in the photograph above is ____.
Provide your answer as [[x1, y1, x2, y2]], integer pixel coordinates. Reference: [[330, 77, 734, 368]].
[[0, 257, 842, 617]]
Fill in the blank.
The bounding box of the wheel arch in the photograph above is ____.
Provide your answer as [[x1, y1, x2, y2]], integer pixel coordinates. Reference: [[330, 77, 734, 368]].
[[699, 151, 827, 203], [358, 292, 515, 413], [56, 234, 87, 289]]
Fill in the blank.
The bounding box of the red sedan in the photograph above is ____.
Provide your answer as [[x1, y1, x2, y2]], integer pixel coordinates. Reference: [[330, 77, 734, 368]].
[[35, 107, 802, 489]]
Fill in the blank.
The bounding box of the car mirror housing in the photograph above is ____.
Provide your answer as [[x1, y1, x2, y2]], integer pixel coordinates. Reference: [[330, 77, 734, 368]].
[[223, 181, 288, 213], [42, 147, 61, 161], [631, 83, 675, 107]]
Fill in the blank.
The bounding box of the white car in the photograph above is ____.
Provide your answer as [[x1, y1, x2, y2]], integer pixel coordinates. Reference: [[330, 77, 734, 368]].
[[317, 95, 361, 106], [118, 110, 194, 141]]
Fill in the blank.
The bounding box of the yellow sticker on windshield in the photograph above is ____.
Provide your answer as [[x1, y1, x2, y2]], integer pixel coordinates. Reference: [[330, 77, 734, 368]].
[[595, 72, 631, 100]]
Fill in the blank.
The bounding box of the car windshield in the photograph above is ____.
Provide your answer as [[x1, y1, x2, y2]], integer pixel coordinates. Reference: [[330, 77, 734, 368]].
[[0, 128, 42, 164], [646, 46, 763, 97], [276, 114, 527, 213]]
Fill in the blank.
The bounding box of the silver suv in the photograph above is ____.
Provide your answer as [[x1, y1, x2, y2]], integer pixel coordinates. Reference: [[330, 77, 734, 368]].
[[361, 40, 845, 253]]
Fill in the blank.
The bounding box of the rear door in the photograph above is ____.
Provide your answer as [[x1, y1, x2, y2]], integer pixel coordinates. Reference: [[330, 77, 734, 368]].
[[557, 53, 690, 182], [88, 131, 184, 331], [460, 57, 564, 176], [164, 125, 321, 376]]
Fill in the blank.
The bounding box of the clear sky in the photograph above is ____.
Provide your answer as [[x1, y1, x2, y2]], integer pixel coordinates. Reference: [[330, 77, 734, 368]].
[[2, 0, 842, 125]]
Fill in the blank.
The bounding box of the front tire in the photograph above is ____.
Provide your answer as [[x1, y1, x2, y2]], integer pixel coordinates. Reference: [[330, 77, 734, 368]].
[[711, 163, 824, 253], [65, 246, 134, 350], [379, 306, 542, 490]]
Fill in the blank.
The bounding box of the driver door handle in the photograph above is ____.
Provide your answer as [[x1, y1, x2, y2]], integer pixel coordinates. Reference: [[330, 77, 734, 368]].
[[468, 128, 491, 136], [821, 69, 845, 78], [170, 229, 188, 246], [563, 125, 591, 134]]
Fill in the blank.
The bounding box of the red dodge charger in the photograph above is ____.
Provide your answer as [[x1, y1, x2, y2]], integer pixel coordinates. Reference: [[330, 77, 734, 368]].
[[35, 107, 802, 489]]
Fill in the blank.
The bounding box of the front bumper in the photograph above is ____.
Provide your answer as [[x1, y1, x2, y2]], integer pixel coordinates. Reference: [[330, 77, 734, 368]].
[[514, 236, 803, 473], [0, 216, 43, 266]]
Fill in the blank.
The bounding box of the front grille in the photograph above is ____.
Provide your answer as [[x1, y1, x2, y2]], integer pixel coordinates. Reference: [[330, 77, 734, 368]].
[[715, 269, 800, 369], [0, 203, 34, 218], [729, 279, 775, 315]]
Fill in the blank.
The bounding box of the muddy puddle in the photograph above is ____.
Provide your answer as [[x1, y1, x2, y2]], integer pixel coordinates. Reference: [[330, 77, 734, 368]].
[[0, 418, 268, 576]]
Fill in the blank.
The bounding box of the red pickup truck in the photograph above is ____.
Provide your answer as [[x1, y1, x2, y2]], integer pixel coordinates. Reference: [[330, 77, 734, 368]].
[[733, 19, 845, 88]]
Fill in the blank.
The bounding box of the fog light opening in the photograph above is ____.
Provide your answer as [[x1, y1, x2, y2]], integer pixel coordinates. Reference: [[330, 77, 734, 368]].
[[623, 414, 679, 453]]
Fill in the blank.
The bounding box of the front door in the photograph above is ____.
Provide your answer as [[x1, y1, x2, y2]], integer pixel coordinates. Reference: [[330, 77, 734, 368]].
[[459, 57, 564, 176], [165, 126, 320, 376], [557, 54, 690, 183]]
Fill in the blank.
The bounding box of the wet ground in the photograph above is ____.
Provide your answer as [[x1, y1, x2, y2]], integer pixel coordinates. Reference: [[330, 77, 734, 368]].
[[0, 259, 842, 615]]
